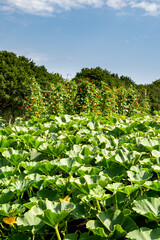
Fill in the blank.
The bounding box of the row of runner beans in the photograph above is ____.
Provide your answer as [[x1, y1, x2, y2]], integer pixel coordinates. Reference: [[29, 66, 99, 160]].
[[21, 78, 149, 120]]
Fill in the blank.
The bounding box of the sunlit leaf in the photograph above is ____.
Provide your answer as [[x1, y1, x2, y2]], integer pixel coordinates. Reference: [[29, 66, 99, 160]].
[[97, 209, 138, 236], [143, 180, 160, 191], [16, 210, 44, 233], [0, 203, 25, 217], [133, 197, 160, 220], [35, 200, 75, 228], [127, 166, 152, 183], [127, 227, 160, 240], [86, 220, 108, 238], [2, 148, 29, 166], [152, 150, 160, 158]]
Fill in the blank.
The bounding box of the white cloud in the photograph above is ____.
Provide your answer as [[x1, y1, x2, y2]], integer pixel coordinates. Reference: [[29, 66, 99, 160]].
[[131, 1, 159, 16], [6, 0, 53, 15], [1, 0, 160, 16], [106, 0, 127, 9]]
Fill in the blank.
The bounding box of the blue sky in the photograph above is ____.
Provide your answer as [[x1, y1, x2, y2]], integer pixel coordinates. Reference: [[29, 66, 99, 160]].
[[0, 0, 160, 84]]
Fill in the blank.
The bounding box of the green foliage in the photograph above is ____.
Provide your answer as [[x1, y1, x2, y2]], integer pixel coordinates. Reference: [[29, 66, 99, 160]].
[[147, 79, 160, 114], [72, 66, 136, 88], [127, 227, 160, 240], [0, 50, 64, 120], [20, 77, 149, 120], [22, 78, 46, 119], [72, 67, 160, 114], [0, 114, 160, 239]]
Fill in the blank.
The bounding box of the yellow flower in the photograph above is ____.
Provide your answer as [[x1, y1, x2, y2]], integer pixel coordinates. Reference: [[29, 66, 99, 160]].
[[3, 216, 16, 226], [60, 196, 69, 202]]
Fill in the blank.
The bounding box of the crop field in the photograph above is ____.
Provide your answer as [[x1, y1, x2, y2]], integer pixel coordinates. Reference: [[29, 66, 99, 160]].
[[0, 113, 160, 240]]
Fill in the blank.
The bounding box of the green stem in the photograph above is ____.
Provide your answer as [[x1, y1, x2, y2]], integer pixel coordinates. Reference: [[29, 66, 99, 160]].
[[139, 186, 143, 196], [64, 220, 68, 235], [32, 234, 35, 240], [0, 223, 8, 231], [55, 224, 62, 240], [96, 199, 101, 212], [115, 193, 118, 209]]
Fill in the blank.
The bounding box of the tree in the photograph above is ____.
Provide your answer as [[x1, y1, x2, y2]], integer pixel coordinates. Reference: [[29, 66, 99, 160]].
[[119, 75, 136, 88], [72, 67, 136, 88], [0, 50, 64, 119], [147, 79, 160, 113]]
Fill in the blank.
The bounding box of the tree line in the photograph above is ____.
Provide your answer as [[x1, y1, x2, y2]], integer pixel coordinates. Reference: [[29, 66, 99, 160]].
[[0, 51, 159, 120]]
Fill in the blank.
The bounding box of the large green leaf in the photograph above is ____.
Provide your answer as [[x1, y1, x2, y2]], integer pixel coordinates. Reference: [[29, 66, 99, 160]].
[[9, 180, 33, 195], [35, 200, 75, 228], [2, 148, 29, 166], [152, 165, 160, 173], [19, 135, 44, 149], [38, 209, 70, 228], [38, 142, 67, 156], [21, 160, 58, 176], [86, 220, 108, 238], [0, 203, 25, 216], [96, 134, 112, 147], [55, 115, 72, 125], [37, 189, 58, 201], [102, 165, 126, 182], [106, 183, 139, 196], [0, 166, 15, 177], [88, 185, 106, 200], [53, 158, 81, 174], [29, 148, 42, 161], [71, 203, 93, 219], [16, 210, 44, 233], [97, 209, 138, 239], [133, 197, 160, 220], [81, 145, 95, 156], [70, 175, 107, 195], [127, 227, 160, 240], [64, 135, 84, 144], [0, 190, 13, 204], [11, 126, 28, 133], [106, 183, 123, 193], [42, 175, 60, 188], [0, 137, 16, 148], [127, 166, 152, 184], [115, 148, 140, 165], [16, 210, 42, 226], [77, 166, 101, 176], [108, 126, 126, 138], [152, 150, 160, 158], [137, 138, 159, 150], [143, 180, 160, 191]]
